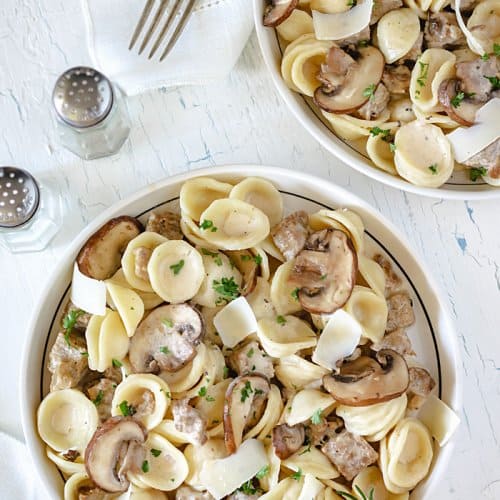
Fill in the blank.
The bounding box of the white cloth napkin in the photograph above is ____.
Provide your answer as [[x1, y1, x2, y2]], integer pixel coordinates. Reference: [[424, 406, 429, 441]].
[[82, 0, 255, 96], [0, 431, 48, 499]]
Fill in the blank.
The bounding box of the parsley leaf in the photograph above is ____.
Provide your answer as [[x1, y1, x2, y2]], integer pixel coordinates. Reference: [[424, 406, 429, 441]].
[[485, 76, 500, 89], [311, 408, 323, 425], [141, 460, 149, 473], [92, 390, 104, 407], [205, 395, 215, 402], [428, 164, 438, 174], [118, 400, 135, 417], [335, 491, 358, 500], [369, 126, 390, 138], [362, 84, 376, 100], [276, 315, 286, 325], [198, 386, 207, 397], [151, 448, 161, 457], [62, 309, 84, 347], [200, 219, 217, 232], [169, 259, 184, 275], [481, 53, 490, 61], [160, 346, 170, 355], [213, 277, 240, 304], [201, 248, 222, 266], [291, 287, 300, 301], [253, 254, 263, 265], [162, 318, 174, 328], [112, 358, 122, 368], [247, 347, 254, 358], [223, 366, 229, 379], [299, 443, 312, 455], [358, 40, 369, 47], [240, 381, 253, 402], [238, 479, 257, 495], [469, 166, 488, 182], [494, 43, 500, 57], [451, 91, 475, 108], [416, 61, 429, 88], [291, 468, 303, 481], [256, 465, 270, 479], [347, 0, 357, 6], [354, 486, 375, 500], [389, 142, 396, 153]]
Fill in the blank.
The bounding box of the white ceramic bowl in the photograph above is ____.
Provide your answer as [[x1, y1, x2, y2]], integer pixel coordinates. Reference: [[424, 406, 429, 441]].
[[253, 1, 500, 200], [21, 165, 462, 499]]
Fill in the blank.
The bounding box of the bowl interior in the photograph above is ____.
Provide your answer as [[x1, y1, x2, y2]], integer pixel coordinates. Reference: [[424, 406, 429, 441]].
[[253, 0, 499, 200], [21, 165, 462, 499]]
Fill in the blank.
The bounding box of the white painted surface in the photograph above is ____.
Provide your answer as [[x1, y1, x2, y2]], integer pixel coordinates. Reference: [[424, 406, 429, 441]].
[[0, 1, 498, 498]]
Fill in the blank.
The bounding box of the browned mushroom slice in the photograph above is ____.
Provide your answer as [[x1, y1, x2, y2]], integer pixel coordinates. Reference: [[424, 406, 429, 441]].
[[223, 375, 271, 454], [263, 0, 298, 27], [354, 82, 390, 121], [323, 349, 409, 406], [438, 78, 481, 126], [272, 423, 305, 459], [225, 249, 259, 295], [317, 47, 358, 93], [314, 46, 385, 114], [145, 210, 183, 240], [85, 416, 146, 493], [129, 304, 204, 373], [229, 340, 275, 379], [321, 429, 378, 481], [289, 229, 357, 314], [271, 210, 309, 261], [77, 216, 143, 280]]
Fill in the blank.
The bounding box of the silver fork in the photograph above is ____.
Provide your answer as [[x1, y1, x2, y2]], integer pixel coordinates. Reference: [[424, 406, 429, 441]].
[[129, 0, 197, 62]]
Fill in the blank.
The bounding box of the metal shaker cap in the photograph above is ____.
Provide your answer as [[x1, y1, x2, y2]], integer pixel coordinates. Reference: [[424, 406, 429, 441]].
[[52, 67, 114, 128], [0, 167, 40, 228]]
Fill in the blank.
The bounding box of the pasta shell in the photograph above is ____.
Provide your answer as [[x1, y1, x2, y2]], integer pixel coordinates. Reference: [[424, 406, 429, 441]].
[[286, 389, 335, 426], [357, 255, 386, 297], [321, 109, 391, 141], [270, 260, 303, 316], [184, 438, 228, 489], [230, 177, 283, 227], [366, 133, 398, 175], [276, 9, 314, 42], [106, 281, 144, 337], [244, 384, 283, 440], [46, 446, 85, 476], [85, 313, 106, 371], [260, 477, 304, 500], [37, 389, 98, 454], [246, 277, 277, 320], [352, 466, 409, 500], [275, 355, 329, 390], [180, 177, 233, 222], [147, 240, 205, 303], [195, 379, 232, 429], [63, 473, 94, 500], [283, 446, 340, 480], [97, 309, 130, 372]]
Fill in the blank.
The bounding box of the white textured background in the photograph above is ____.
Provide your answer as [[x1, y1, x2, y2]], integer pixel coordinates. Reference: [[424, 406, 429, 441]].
[[0, 1, 499, 498]]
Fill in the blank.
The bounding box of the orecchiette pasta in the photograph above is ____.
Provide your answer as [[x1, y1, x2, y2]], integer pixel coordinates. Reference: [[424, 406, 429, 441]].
[[39, 177, 458, 498]]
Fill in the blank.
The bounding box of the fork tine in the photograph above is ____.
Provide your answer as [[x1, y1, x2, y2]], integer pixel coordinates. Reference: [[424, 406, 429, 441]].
[[138, 0, 169, 55], [148, 0, 183, 59], [129, 0, 155, 50], [159, 0, 197, 61]]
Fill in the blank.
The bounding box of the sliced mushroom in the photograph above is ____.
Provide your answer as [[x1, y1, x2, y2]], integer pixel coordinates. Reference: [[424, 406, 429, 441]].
[[323, 349, 409, 406], [77, 216, 143, 280], [229, 340, 275, 380], [225, 249, 259, 295], [145, 210, 183, 240], [438, 78, 481, 126], [306, 417, 343, 447], [129, 304, 204, 373], [223, 375, 271, 454], [314, 46, 385, 113], [272, 423, 305, 459], [289, 229, 357, 314], [172, 399, 207, 446], [317, 47, 359, 93], [85, 416, 146, 493], [263, 0, 298, 27], [271, 210, 309, 261]]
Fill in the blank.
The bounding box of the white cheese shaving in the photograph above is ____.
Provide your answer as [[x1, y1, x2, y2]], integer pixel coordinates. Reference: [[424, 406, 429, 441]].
[[213, 296, 258, 348], [298, 474, 325, 500], [70, 263, 107, 316], [454, 0, 486, 55], [311, 309, 362, 370], [199, 439, 268, 499], [312, 0, 373, 41], [417, 395, 460, 447], [446, 98, 500, 162]]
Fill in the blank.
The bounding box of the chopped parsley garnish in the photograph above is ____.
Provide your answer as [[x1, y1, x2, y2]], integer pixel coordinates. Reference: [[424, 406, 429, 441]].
[[291, 287, 300, 301], [150, 449, 161, 457], [253, 254, 263, 265], [118, 400, 135, 417], [169, 259, 184, 275], [481, 53, 490, 61], [200, 219, 217, 232], [92, 390, 104, 407], [256, 465, 270, 479], [240, 381, 253, 402], [254, 388, 264, 396], [161, 388, 171, 399], [205, 395, 215, 402], [213, 277, 240, 304], [198, 386, 207, 397], [485, 76, 500, 90], [358, 40, 369, 47], [311, 408, 323, 425], [494, 43, 500, 57], [240, 254, 251, 261], [320, 274, 327, 280], [223, 366, 229, 378], [416, 61, 429, 88], [247, 347, 254, 358], [141, 460, 149, 473], [238, 480, 258, 495], [112, 358, 122, 368], [201, 248, 223, 266], [241, 254, 262, 265], [451, 91, 475, 108], [212, 419, 220, 424], [362, 83, 376, 100], [428, 164, 438, 174], [81, 352, 89, 357], [291, 468, 303, 481], [369, 126, 390, 138], [162, 318, 174, 328], [347, 0, 357, 6], [469, 166, 488, 182], [276, 315, 286, 325], [160, 346, 170, 355], [62, 309, 84, 347], [389, 142, 397, 153]]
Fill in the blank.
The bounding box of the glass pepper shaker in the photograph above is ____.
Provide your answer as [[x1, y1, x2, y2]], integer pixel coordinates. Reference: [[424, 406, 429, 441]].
[[0, 167, 63, 253], [52, 66, 131, 160]]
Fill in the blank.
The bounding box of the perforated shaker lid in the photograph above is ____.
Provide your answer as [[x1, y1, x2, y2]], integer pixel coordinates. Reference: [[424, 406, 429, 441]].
[[52, 66, 114, 128], [0, 167, 40, 228]]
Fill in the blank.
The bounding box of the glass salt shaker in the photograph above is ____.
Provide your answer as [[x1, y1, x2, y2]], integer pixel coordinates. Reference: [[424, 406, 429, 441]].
[[0, 167, 63, 253], [52, 66, 130, 160]]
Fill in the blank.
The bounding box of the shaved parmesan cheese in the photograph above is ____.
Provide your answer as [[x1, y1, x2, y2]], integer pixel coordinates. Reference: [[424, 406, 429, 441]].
[[312, 0, 373, 40], [312, 309, 362, 370], [298, 474, 325, 500], [71, 263, 106, 316], [199, 439, 268, 499], [446, 99, 500, 162], [418, 395, 460, 447], [286, 389, 335, 426], [213, 296, 257, 348], [454, 0, 486, 55]]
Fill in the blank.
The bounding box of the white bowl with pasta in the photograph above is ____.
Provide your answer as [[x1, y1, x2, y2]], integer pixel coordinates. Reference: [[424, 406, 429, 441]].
[[20, 165, 462, 499], [254, 0, 500, 199]]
